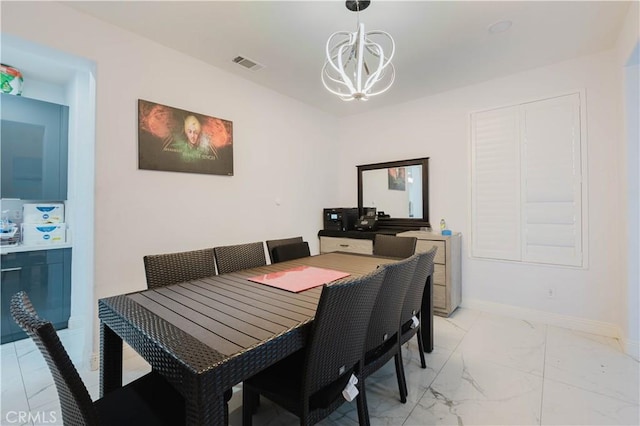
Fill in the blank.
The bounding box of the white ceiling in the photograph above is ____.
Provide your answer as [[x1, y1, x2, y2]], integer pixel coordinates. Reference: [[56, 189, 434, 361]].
[[64, 1, 630, 116]]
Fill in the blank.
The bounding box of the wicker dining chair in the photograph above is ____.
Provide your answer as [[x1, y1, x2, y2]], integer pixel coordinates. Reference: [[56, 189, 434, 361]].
[[10, 291, 185, 426], [399, 247, 437, 377], [265, 236, 304, 263], [372, 234, 417, 259], [143, 248, 216, 289], [214, 241, 267, 274], [142, 247, 233, 417], [362, 254, 419, 404], [242, 267, 387, 426], [271, 241, 311, 263]]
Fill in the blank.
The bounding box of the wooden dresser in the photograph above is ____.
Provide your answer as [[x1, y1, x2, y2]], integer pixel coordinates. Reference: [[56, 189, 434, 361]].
[[396, 231, 461, 317], [318, 229, 461, 317]]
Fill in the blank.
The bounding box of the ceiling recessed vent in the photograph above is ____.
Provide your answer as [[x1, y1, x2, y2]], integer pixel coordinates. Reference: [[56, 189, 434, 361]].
[[232, 56, 264, 71]]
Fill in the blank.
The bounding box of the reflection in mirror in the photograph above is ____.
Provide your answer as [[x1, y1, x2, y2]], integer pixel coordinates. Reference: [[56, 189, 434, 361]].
[[362, 165, 423, 218], [357, 157, 429, 228]]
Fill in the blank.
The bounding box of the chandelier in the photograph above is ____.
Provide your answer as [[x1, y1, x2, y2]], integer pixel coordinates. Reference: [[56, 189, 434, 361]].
[[321, 0, 395, 101]]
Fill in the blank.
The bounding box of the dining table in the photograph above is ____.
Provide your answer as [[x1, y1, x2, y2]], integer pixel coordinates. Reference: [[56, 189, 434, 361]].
[[98, 251, 433, 425]]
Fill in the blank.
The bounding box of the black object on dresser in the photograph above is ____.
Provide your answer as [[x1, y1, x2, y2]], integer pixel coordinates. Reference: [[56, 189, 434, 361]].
[[323, 208, 359, 231]]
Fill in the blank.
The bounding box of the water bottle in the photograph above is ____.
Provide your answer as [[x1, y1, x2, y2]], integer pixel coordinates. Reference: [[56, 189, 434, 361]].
[[440, 218, 446, 232]]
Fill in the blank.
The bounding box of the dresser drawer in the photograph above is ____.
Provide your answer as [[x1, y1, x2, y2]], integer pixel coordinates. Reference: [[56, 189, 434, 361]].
[[320, 237, 373, 255], [433, 283, 446, 310], [433, 264, 445, 285], [415, 240, 445, 264]]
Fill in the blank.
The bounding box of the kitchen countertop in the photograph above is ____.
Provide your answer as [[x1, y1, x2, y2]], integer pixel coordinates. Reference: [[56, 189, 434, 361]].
[[1, 242, 73, 255]]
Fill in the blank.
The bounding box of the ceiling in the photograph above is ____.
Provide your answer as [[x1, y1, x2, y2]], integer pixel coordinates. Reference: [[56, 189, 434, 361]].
[[64, 1, 630, 116]]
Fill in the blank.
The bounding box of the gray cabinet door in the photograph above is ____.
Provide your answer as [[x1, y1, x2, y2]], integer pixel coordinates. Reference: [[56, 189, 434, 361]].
[[1, 94, 69, 200], [0, 249, 72, 344]]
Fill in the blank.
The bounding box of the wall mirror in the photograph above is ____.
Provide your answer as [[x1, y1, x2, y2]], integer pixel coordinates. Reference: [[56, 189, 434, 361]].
[[357, 157, 430, 229]]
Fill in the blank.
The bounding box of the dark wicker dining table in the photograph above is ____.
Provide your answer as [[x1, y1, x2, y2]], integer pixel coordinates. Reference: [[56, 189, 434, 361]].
[[98, 251, 433, 425]]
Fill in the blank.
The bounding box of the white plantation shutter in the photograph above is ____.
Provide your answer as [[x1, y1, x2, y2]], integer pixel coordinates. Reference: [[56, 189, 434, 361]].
[[471, 93, 584, 267], [471, 106, 521, 261], [521, 94, 582, 266]]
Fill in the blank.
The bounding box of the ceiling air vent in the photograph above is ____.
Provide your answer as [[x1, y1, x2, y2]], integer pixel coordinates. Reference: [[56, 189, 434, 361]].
[[232, 56, 264, 71]]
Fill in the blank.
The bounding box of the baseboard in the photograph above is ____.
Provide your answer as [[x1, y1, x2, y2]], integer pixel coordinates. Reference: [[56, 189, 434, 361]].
[[67, 315, 83, 330], [88, 344, 138, 371], [461, 298, 624, 340]]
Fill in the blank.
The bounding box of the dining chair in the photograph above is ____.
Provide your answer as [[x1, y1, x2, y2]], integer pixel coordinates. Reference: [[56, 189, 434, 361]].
[[143, 248, 217, 289], [265, 236, 303, 263], [214, 241, 267, 274], [143, 248, 238, 419], [242, 267, 387, 426], [372, 234, 417, 259], [271, 241, 311, 263], [362, 254, 419, 404], [10, 291, 185, 426], [399, 247, 437, 376]]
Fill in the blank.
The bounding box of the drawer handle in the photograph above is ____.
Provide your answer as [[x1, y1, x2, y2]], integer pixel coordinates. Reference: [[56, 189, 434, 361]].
[[1, 267, 22, 272], [339, 244, 349, 247]]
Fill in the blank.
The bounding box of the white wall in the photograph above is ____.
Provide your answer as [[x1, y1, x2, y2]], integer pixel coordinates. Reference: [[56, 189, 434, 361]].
[[336, 50, 627, 335], [2, 2, 340, 357], [616, 1, 640, 358], [2, 1, 636, 356]]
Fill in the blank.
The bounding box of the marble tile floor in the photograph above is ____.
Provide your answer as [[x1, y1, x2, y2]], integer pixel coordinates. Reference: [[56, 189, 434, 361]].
[[1, 308, 638, 426]]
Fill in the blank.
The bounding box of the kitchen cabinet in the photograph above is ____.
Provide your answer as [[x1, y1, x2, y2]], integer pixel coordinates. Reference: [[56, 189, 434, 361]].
[[1, 248, 71, 343], [1, 94, 69, 200]]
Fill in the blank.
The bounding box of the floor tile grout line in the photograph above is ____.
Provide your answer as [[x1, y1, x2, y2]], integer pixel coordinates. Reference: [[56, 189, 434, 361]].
[[401, 314, 475, 425], [542, 374, 640, 407], [539, 323, 548, 426], [12, 339, 37, 420]]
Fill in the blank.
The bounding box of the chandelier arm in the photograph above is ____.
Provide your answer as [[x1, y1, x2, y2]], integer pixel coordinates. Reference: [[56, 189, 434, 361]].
[[325, 34, 354, 74], [363, 58, 386, 92], [336, 44, 357, 93], [321, 72, 356, 101], [364, 32, 395, 67], [322, 66, 354, 90], [354, 23, 367, 94], [364, 63, 395, 97]]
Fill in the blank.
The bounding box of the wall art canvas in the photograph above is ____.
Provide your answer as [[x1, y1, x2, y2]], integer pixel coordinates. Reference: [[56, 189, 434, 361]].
[[388, 167, 406, 191], [138, 99, 233, 175]]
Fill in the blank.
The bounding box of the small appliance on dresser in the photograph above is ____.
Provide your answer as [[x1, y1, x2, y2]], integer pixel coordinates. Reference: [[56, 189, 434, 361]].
[[323, 208, 358, 231]]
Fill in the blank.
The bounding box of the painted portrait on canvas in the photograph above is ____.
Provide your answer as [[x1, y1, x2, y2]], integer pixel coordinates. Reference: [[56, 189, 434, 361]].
[[388, 167, 406, 191], [138, 99, 233, 175]]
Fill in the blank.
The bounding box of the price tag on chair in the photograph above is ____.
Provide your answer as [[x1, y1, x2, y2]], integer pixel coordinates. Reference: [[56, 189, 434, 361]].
[[410, 315, 420, 329], [342, 374, 359, 402]]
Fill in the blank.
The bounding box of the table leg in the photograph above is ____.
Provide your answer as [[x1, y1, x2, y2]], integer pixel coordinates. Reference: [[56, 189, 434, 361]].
[[186, 392, 227, 426], [420, 275, 434, 353], [100, 321, 123, 397]]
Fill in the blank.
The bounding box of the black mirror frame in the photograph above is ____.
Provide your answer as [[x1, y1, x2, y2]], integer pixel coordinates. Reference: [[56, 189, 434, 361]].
[[357, 157, 430, 230]]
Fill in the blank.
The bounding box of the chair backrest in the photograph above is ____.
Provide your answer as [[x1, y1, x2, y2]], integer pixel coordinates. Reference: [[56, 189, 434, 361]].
[[266, 236, 304, 263], [373, 235, 417, 259], [271, 241, 311, 263], [214, 242, 267, 274], [303, 267, 386, 399], [10, 291, 98, 426], [365, 255, 419, 355], [400, 247, 437, 325], [143, 248, 217, 289]]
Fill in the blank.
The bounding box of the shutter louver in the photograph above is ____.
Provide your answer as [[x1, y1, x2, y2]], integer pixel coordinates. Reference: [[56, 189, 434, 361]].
[[471, 106, 521, 261]]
